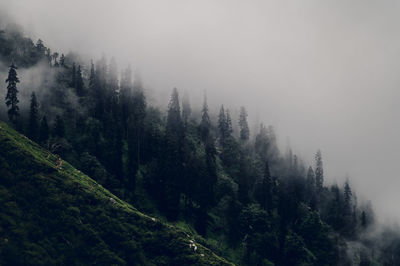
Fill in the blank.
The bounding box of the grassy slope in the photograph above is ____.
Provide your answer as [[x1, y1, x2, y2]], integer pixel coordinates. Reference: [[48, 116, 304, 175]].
[[0, 121, 233, 266]]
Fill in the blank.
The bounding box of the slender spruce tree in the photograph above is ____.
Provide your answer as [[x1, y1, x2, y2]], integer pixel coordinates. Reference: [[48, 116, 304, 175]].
[[28, 91, 39, 141], [71, 62, 76, 88], [306, 166, 317, 209], [218, 105, 228, 141], [239, 106, 249, 141], [5, 63, 20, 126], [315, 150, 324, 192], [226, 109, 233, 137], [182, 91, 191, 126], [164, 87, 183, 219], [76, 65, 84, 96], [199, 94, 211, 141], [256, 160, 274, 212], [344, 178, 352, 215], [59, 53, 65, 66]]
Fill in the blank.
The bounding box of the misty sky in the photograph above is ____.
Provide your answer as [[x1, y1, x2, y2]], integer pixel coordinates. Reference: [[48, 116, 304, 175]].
[[2, 0, 400, 221]]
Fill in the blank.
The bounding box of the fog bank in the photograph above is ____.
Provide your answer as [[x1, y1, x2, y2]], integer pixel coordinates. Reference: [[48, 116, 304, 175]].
[[2, 0, 400, 221]]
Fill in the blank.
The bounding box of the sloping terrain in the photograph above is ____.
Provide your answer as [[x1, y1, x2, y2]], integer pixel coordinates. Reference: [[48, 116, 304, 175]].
[[0, 120, 233, 265]]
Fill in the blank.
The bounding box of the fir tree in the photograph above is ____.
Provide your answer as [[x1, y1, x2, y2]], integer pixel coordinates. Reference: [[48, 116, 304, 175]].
[[108, 57, 119, 92], [166, 88, 182, 132], [226, 109, 233, 136], [36, 39, 46, 57], [255, 123, 268, 160], [127, 77, 147, 192], [238, 153, 250, 204], [199, 94, 211, 141], [45, 48, 52, 66], [89, 60, 96, 94], [120, 66, 133, 137], [164, 87, 184, 219], [5, 63, 20, 125], [28, 91, 39, 141], [218, 105, 227, 141], [344, 178, 352, 215], [59, 53, 65, 66], [306, 166, 317, 209], [182, 91, 191, 126], [256, 160, 274, 212], [76, 65, 84, 96], [239, 106, 249, 141], [315, 150, 324, 192], [71, 62, 76, 88]]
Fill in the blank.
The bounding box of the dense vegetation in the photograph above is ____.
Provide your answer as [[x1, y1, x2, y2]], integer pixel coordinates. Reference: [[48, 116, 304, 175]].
[[0, 120, 232, 265], [1, 24, 400, 265]]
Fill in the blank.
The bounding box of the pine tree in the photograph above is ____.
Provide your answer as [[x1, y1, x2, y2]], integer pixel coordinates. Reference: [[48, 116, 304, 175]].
[[39, 116, 49, 143], [196, 136, 218, 235], [120, 66, 133, 137], [255, 123, 268, 160], [239, 106, 249, 141], [258, 160, 274, 212], [267, 125, 280, 162], [166, 88, 182, 136], [315, 150, 324, 192], [226, 109, 233, 136], [218, 105, 227, 141], [59, 53, 65, 66], [76, 65, 84, 96], [107, 58, 119, 114], [132, 77, 146, 125], [182, 92, 191, 126], [163, 87, 184, 219], [53, 52, 59, 66], [306, 166, 315, 192], [238, 153, 250, 204], [344, 178, 352, 215], [71, 62, 76, 88], [127, 76, 147, 192], [89, 60, 96, 93], [36, 39, 46, 57], [88, 60, 104, 119], [45, 48, 52, 66], [5, 63, 20, 125], [108, 57, 119, 92], [28, 91, 39, 141], [306, 166, 317, 209], [199, 94, 211, 141]]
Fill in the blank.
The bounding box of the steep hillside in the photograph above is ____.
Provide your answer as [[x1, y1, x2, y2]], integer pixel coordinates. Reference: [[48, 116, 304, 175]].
[[0, 120, 233, 266]]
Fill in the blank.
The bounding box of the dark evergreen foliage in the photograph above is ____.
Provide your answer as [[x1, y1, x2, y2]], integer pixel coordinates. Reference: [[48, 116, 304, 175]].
[[75, 65, 84, 96], [199, 94, 211, 141], [5, 63, 20, 125], [239, 106, 249, 141], [27, 91, 39, 141]]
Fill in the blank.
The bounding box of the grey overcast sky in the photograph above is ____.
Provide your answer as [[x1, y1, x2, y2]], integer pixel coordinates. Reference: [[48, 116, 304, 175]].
[[2, 0, 400, 221]]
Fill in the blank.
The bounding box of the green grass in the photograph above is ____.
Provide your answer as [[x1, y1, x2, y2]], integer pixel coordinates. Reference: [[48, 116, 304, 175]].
[[0, 121, 234, 265]]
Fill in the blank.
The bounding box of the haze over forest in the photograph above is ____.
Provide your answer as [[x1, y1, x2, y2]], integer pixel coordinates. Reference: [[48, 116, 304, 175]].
[[2, 0, 400, 222]]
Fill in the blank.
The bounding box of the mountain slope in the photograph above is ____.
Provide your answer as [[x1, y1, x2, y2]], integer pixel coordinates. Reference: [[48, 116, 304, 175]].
[[0, 120, 233, 266]]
